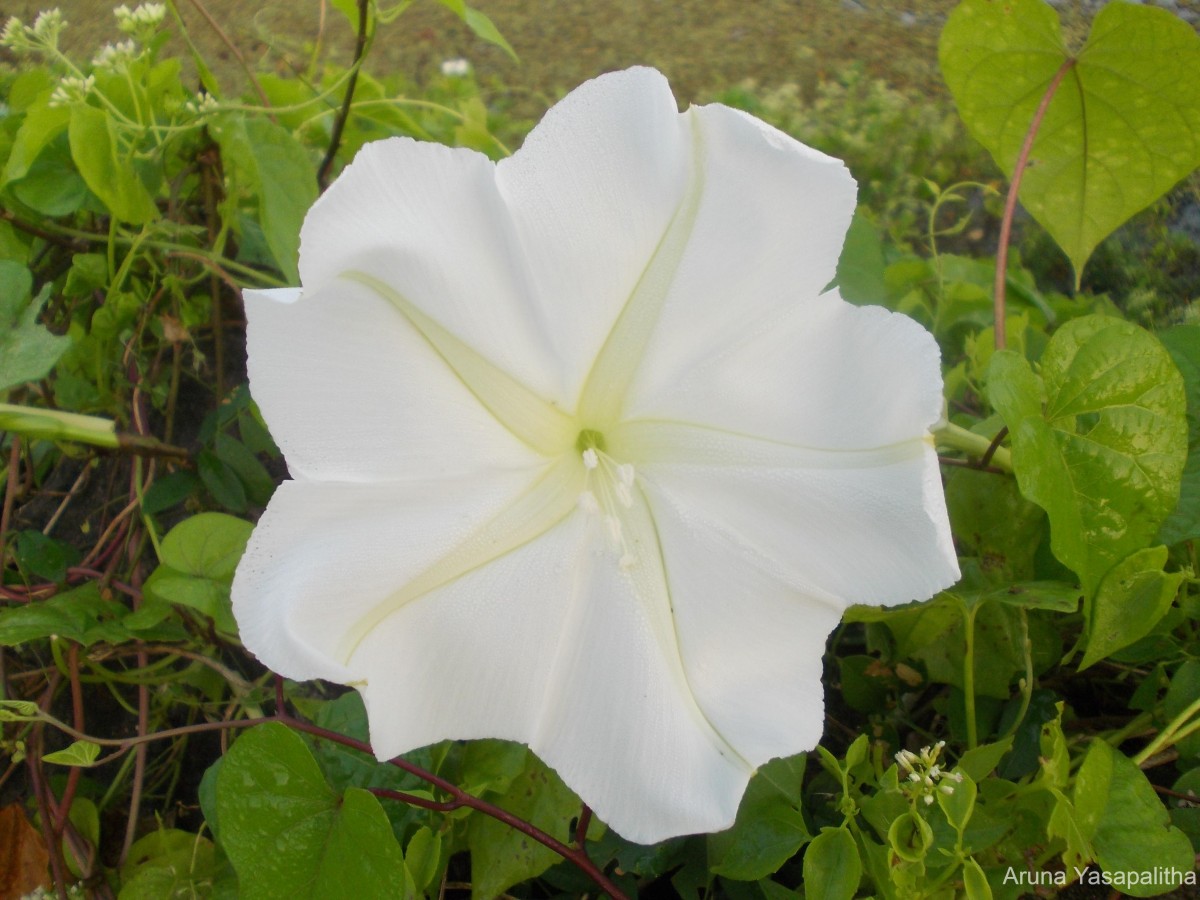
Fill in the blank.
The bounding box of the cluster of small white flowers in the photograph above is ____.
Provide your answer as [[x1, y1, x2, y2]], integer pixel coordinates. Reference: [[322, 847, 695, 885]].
[[48, 74, 94, 108], [0, 8, 65, 53], [184, 93, 221, 117], [91, 38, 139, 71], [440, 57, 471, 77], [895, 740, 964, 806], [114, 3, 166, 36]]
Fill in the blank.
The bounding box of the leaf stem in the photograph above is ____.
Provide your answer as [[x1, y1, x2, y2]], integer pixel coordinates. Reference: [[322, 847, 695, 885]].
[[933, 421, 1013, 473], [1133, 696, 1200, 766], [994, 58, 1076, 350]]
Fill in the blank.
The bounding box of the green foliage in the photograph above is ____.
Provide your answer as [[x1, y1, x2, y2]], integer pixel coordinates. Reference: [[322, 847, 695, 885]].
[[941, 0, 1200, 283], [215, 722, 413, 898], [988, 316, 1187, 597], [1, 0, 1198, 897]]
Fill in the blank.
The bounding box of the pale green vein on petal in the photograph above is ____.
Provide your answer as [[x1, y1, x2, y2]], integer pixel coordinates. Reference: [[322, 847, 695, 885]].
[[343, 271, 576, 456], [620, 485, 755, 774], [576, 109, 708, 426], [612, 419, 929, 470], [338, 457, 585, 664]]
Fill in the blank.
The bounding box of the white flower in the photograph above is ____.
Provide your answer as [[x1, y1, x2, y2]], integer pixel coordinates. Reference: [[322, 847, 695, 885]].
[[0, 17, 31, 51], [92, 39, 139, 71], [232, 66, 958, 843], [114, 3, 165, 36], [48, 75, 94, 108], [440, 57, 471, 77]]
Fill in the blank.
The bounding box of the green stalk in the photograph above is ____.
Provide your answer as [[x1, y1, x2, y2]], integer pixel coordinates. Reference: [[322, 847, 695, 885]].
[[0, 404, 119, 448], [934, 421, 1013, 473]]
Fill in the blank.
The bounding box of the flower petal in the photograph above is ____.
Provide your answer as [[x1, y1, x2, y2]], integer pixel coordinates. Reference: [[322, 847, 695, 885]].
[[348, 504, 756, 844], [296, 137, 566, 406], [231, 467, 550, 683], [495, 67, 692, 404], [635, 441, 957, 608], [644, 490, 845, 765], [608, 104, 857, 410], [625, 289, 946, 450], [244, 282, 548, 481]]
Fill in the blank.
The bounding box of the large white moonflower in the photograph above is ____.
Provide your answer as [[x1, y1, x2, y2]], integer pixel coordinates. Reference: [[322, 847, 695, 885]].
[[232, 66, 959, 844]]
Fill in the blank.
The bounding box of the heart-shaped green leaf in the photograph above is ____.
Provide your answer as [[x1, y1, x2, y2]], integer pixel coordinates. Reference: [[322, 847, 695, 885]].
[[988, 315, 1187, 596], [940, 0, 1200, 281], [215, 722, 411, 899]]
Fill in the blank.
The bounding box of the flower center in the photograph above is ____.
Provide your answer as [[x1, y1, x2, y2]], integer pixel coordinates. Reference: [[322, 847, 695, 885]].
[[576, 429, 638, 570]]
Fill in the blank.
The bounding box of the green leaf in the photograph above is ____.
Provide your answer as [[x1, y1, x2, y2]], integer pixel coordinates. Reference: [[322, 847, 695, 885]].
[[13, 529, 81, 582], [946, 466, 1046, 583], [215, 722, 411, 899], [67, 106, 158, 224], [0, 582, 131, 647], [1081, 546, 1183, 669], [0, 261, 70, 392], [957, 736, 1013, 783], [1, 95, 70, 185], [159, 513, 253, 582], [834, 209, 887, 307], [940, 0, 1200, 280], [434, 0, 518, 61], [0, 699, 40, 720], [1073, 740, 1195, 896], [214, 434, 275, 507], [988, 316, 1187, 596], [802, 827, 860, 900], [887, 810, 932, 864], [708, 754, 809, 880], [41, 740, 100, 767], [198, 449, 247, 513], [962, 858, 992, 900], [210, 116, 316, 283], [1169, 768, 1200, 847], [1157, 324, 1200, 545], [144, 513, 253, 634], [466, 749, 580, 899], [937, 769, 977, 834], [119, 829, 218, 900], [1163, 660, 1200, 763]]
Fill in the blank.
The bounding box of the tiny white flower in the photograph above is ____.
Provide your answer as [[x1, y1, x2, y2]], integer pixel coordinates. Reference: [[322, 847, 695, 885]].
[[440, 57, 471, 77], [233, 66, 958, 843], [115, 2, 165, 37], [32, 8, 63, 42], [92, 39, 139, 71], [0, 17, 30, 51], [48, 74, 94, 108]]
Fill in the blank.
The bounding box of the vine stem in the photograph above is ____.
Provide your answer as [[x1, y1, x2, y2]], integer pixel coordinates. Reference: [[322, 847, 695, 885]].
[[934, 421, 1013, 473], [293, 714, 626, 898], [27, 701, 627, 898], [317, 0, 370, 189], [993, 58, 1076, 350]]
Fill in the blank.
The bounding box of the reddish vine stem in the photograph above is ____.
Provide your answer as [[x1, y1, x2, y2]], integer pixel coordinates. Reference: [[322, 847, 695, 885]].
[[575, 803, 593, 847], [979, 426, 1009, 469], [291, 715, 626, 898], [993, 58, 1076, 350], [52, 645, 86, 834], [1, 436, 21, 545], [34, 682, 626, 894]]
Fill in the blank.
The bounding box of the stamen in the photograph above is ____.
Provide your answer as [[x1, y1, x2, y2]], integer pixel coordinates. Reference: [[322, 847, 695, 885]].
[[605, 515, 623, 544], [576, 436, 639, 569]]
